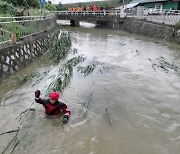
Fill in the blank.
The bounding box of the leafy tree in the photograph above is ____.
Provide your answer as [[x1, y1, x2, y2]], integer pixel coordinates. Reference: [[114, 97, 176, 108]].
[[45, 3, 56, 11], [0, 0, 14, 14], [56, 3, 68, 11], [2, 0, 39, 8], [47, 1, 52, 4]]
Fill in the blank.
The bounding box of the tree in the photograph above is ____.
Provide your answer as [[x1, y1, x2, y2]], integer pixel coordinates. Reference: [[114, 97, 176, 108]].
[[45, 3, 56, 11], [119, 0, 123, 4], [47, 1, 52, 4], [0, 0, 14, 14], [2, 0, 39, 8]]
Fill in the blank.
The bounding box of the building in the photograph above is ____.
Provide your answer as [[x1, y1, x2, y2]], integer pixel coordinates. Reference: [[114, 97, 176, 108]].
[[130, 0, 180, 10]]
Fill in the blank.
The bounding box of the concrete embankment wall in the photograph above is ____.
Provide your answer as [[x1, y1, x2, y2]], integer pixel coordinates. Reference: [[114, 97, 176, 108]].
[[119, 17, 180, 44], [0, 23, 59, 82]]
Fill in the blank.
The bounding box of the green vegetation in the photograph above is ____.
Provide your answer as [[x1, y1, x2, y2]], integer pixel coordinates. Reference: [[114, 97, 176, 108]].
[[77, 61, 97, 76], [77, 59, 109, 76], [45, 1, 56, 11], [105, 108, 115, 130], [10, 72, 39, 87], [149, 57, 180, 75], [0, 0, 56, 16], [42, 32, 71, 64], [46, 62, 73, 94], [46, 55, 85, 94], [175, 21, 180, 29], [2, 0, 39, 8], [0, 0, 14, 15], [12, 23, 30, 39], [56, 0, 131, 11], [0, 0, 57, 43]]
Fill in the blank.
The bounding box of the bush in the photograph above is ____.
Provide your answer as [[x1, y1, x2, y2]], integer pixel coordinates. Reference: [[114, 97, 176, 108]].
[[45, 3, 57, 11], [2, 0, 39, 8], [175, 21, 180, 30], [0, 1, 14, 14]]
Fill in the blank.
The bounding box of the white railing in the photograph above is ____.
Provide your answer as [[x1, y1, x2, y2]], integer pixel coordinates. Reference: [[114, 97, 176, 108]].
[[0, 15, 55, 44], [51, 10, 121, 16], [136, 8, 180, 25]]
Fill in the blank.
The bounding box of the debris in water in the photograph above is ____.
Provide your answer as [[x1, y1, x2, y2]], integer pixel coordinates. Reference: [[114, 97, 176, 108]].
[[77, 59, 110, 76], [0, 130, 19, 136], [66, 55, 86, 67], [149, 57, 180, 74], [46, 55, 85, 94], [72, 48, 78, 54], [79, 92, 93, 119], [42, 31, 72, 64], [105, 108, 115, 130]]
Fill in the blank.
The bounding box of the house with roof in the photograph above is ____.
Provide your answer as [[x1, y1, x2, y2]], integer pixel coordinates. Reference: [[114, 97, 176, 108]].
[[127, 0, 180, 10]]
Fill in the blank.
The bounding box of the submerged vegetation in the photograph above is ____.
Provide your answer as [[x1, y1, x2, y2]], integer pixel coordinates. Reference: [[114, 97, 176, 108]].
[[42, 32, 71, 64], [77, 59, 110, 76], [105, 108, 115, 130], [0, 31, 72, 102], [79, 92, 93, 119], [11, 72, 39, 86], [77, 61, 97, 76], [45, 55, 85, 94], [149, 57, 180, 75]]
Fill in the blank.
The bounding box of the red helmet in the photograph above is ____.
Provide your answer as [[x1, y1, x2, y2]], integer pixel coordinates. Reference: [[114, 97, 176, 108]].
[[49, 92, 59, 100]]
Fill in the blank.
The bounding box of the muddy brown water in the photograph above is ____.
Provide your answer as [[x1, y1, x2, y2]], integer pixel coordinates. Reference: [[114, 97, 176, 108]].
[[0, 24, 180, 154]]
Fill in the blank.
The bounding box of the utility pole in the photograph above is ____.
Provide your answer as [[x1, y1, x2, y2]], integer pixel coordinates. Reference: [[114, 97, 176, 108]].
[[39, 0, 46, 15]]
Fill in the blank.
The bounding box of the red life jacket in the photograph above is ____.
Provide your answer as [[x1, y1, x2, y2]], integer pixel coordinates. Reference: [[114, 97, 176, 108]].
[[35, 98, 70, 116]]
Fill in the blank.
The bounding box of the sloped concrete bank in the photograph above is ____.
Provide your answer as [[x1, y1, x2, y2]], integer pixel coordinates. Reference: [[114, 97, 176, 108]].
[[120, 17, 180, 44], [0, 27, 59, 82]]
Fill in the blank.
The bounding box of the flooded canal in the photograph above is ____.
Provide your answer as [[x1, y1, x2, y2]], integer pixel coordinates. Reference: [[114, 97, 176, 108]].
[[0, 24, 180, 154]]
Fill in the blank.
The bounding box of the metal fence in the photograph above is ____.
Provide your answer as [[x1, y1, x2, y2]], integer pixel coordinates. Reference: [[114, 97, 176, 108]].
[[0, 15, 55, 44], [132, 8, 180, 25]]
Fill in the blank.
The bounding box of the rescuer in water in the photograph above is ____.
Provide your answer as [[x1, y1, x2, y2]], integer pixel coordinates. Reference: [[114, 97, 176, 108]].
[[34, 90, 70, 124]]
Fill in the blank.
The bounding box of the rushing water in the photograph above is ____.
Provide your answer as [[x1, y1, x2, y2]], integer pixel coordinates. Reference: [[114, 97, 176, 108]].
[[0, 23, 180, 154]]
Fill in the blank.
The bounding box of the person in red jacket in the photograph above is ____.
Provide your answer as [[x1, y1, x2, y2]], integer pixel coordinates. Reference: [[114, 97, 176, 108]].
[[34, 90, 70, 124]]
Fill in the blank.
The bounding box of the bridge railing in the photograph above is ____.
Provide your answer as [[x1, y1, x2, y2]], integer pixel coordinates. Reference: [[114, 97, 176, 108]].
[[0, 15, 55, 44], [51, 10, 121, 16]]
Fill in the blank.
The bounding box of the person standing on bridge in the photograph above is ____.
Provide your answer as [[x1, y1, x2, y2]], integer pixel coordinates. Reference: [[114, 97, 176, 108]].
[[83, 6, 86, 11], [34, 90, 70, 124]]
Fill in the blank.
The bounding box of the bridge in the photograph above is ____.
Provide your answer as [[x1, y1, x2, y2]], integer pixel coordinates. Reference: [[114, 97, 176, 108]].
[[52, 10, 180, 26], [53, 11, 125, 28]]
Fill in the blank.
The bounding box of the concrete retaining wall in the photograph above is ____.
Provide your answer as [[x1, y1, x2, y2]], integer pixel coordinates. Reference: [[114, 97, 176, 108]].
[[0, 27, 59, 82], [120, 17, 180, 44]]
